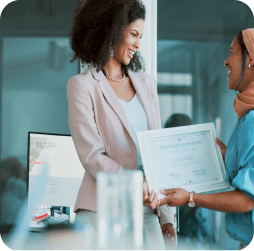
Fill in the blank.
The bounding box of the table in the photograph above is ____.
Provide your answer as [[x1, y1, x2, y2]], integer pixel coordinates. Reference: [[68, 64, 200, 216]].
[[1, 224, 145, 250]]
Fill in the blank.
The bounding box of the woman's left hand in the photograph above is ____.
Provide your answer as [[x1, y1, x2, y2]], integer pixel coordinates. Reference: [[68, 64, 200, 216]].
[[216, 137, 226, 163], [161, 223, 177, 248], [159, 188, 190, 207]]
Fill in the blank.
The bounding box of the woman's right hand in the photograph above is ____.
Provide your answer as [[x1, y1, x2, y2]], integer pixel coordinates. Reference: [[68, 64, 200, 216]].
[[216, 137, 227, 162], [143, 180, 160, 209]]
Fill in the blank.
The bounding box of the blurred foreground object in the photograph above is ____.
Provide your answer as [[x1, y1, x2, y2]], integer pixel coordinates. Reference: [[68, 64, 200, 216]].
[[0, 157, 26, 230], [3, 163, 49, 249], [97, 169, 143, 249]]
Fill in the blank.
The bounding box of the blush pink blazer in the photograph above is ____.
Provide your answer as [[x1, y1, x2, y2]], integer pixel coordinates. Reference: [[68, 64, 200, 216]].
[[67, 65, 174, 225]]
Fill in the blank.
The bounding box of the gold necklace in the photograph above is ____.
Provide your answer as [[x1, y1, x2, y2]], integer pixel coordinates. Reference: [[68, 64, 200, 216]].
[[106, 71, 125, 82]]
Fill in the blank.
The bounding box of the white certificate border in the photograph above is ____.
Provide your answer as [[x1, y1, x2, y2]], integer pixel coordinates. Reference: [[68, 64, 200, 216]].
[[137, 123, 230, 196]]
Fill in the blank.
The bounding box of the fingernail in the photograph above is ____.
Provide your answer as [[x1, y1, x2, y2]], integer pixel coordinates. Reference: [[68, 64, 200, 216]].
[[161, 189, 165, 194]]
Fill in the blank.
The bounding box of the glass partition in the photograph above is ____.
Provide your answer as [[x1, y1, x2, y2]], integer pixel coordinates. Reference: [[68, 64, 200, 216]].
[[157, 0, 254, 249], [1, 37, 79, 166]]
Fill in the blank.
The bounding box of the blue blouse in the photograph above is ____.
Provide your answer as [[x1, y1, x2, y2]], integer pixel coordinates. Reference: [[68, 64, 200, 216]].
[[225, 110, 254, 244]]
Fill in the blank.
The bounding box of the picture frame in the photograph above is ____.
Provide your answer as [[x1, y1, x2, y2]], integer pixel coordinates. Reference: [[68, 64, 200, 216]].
[[137, 123, 230, 200]]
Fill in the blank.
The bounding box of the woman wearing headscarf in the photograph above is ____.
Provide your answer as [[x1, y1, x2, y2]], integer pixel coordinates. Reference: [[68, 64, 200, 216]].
[[67, 0, 175, 249], [146, 28, 254, 249]]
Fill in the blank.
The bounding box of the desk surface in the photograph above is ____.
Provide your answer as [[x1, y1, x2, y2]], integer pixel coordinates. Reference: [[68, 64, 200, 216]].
[[1, 224, 142, 250], [1, 225, 95, 250]]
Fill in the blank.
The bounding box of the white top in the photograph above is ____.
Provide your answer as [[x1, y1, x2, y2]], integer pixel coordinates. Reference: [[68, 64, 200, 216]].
[[118, 94, 148, 171]]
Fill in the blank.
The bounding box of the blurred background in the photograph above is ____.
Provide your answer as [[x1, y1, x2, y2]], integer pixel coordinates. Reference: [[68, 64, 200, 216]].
[[0, 0, 253, 249], [157, 1, 253, 249]]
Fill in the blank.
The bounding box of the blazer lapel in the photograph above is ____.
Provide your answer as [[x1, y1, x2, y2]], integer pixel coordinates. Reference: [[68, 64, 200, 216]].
[[128, 70, 156, 130], [89, 66, 134, 140]]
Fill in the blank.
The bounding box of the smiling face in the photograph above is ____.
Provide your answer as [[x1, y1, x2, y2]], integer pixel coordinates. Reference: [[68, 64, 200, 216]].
[[224, 37, 244, 90], [224, 36, 254, 90], [113, 19, 145, 65]]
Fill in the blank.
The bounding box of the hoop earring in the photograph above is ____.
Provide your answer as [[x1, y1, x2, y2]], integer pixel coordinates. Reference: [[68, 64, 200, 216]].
[[249, 63, 252, 69]]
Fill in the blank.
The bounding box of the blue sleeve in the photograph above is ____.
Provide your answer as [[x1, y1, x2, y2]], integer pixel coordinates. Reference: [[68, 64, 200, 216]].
[[233, 113, 254, 200]]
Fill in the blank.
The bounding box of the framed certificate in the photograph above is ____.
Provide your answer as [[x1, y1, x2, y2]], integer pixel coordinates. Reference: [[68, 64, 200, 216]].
[[137, 123, 230, 200]]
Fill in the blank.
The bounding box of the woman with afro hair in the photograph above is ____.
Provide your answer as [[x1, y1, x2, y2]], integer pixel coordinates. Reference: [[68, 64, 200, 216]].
[[67, 0, 176, 248]]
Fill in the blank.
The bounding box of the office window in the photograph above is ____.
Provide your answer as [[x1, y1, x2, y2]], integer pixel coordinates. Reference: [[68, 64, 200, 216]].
[[159, 94, 192, 128], [157, 72, 192, 86], [157, 72, 193, 127]]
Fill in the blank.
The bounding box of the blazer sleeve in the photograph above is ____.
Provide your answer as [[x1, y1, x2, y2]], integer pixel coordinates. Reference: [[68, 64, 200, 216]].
[[67, 76, 123, 179], [151, 77, 175, 226]]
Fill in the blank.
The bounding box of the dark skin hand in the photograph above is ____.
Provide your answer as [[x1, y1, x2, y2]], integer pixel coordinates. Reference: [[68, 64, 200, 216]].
[[159, 188, 254, 213], [216, 137, 226, 162], [159, 188, 190, 207]]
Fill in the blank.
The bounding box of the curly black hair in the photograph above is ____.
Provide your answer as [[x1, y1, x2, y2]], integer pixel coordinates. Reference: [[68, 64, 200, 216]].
[[70, 0, 146, 73]]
